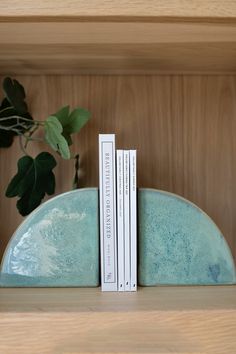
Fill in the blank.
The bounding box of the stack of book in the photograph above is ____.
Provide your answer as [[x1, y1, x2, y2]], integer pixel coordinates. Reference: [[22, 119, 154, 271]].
[[99, 134, 137, 292]]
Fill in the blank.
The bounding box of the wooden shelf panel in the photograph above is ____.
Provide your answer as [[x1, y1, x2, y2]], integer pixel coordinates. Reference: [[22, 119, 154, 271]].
[[1, 5, 236, 73], [2, 43, 236, 75], [1, 75, 236, 261], [1, 0, 236, 21], [1, 286, 236, 312], [0, 286, 236, 354], [2, 22, 236, 44]]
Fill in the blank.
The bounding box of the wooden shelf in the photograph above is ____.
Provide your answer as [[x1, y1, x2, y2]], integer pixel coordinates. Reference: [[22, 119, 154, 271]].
[[1, 1, 236, 74], [1, 4, 236, 353], [0, 286, 235, 353], [1, 1, 236, 20]]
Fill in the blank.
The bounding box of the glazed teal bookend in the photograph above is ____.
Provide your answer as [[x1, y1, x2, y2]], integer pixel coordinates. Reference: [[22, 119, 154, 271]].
[[138, 189, 236, 286], [1, 187, 235, 288], [0, 188, 99, 287]]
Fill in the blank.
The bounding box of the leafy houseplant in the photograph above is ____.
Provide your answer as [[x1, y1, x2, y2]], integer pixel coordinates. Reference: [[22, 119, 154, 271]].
[[0, 77, 90, 216]]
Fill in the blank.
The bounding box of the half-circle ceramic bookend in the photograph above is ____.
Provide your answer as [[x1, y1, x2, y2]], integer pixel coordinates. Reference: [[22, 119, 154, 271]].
[[0, 188, 99, 287], [138, 189, 236, 286], [1, 187, 235, 287]]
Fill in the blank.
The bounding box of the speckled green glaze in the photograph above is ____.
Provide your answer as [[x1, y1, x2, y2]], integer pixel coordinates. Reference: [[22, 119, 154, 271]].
[[138, 189, 236, 286], [1, 187, 235, 287], [0, 188, 99, 287]]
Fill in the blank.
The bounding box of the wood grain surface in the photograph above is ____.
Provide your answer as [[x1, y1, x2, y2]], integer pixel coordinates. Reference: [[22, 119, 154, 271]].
[[1, 22, 236, 44], [1, 286, 236, 312], [1, 0, 236, 21], [1, 1, 236, 74], [1, 21, 236, 74], [0, 286, 235, 354], [0, 75, 236, 262]]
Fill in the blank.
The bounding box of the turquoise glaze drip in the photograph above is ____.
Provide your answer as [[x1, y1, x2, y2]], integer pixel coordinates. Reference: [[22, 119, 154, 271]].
[[0, 188, 235, 287], [138, 189, 236, 286], [0, 188, 99, 287]]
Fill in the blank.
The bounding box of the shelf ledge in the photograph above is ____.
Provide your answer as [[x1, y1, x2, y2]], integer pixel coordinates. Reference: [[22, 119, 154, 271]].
[[0, 286, 236, 353], [1, 3, 236, 74]]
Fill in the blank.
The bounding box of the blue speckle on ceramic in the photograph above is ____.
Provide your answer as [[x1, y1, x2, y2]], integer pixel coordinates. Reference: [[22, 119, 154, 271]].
[[138, 188, 236, 286], [0, 188, 99, 287]]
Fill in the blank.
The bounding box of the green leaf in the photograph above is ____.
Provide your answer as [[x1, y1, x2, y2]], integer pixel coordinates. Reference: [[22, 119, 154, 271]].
[[52, 106, 73, 145], [51, 106, 90, 146], [5, 152, 57, 216], [0, 97, 33, 148], [72, 154, 80, 189], [3, 77, 28, 114], [0, 131, 15, 148], [66, 108, 90, 134], [62, 131, 73, 146], [0, 97, 14, 112], [44, 116, 70, 159], [53, 105, 70, 127], [43, 171, 56, 195], [6, 156, 33, 197]]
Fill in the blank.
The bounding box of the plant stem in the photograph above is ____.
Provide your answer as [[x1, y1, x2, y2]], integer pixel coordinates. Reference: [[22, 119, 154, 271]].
[[24, 124, 40, 148], [0, 123, 28, 132], [26, 137, 44, 142], [0, 105, 14, 115], [72, 154, 80, 189], [0, 115, 43, 125], [19, 135, 28, 156]]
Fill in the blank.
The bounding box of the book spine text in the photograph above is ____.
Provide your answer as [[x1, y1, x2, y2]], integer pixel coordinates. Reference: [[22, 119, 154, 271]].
[[99, 134, 117, 291], [124, 150, 130, 291], [130, 150, 137, 291], [116, 150, 125, 291]]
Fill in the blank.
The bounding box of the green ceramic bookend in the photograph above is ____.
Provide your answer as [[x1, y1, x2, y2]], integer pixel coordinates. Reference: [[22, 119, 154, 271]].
[[0, 188, 235, 287], [0, 188, 99, 287], [138, 189, 236, 286]]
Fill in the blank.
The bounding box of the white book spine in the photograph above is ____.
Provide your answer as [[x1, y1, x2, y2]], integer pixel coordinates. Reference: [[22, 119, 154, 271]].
[[130, 150, 137, 291], [116, 150, 125, 291], [124, 150, 131, 291], [99, 134, 117, 291]]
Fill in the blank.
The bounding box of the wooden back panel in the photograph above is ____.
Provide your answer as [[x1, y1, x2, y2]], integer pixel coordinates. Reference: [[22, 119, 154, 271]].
[[0, 75, 235, 260]]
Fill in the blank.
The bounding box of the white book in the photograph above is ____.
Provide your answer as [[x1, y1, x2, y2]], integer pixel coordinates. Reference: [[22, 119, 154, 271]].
[[116, 150, 125, 291], [124, 150, 131, 291], [99, 134, 117, 291], [130, 150, 137, 291]]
